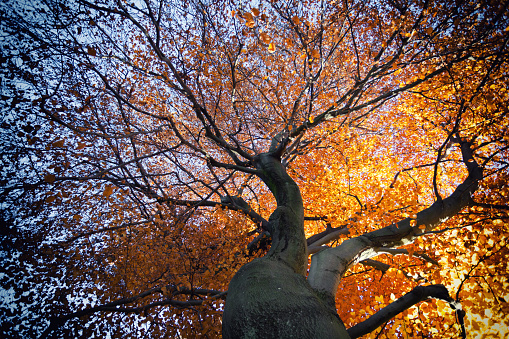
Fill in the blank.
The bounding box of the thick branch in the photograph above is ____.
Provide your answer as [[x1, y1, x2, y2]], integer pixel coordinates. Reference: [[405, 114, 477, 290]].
[[307, 226, 350, 255], [306, 224, 349, 247], [347, 284, 465, 339], [254, 153, 307, 274], [308, 138, 482, 297]]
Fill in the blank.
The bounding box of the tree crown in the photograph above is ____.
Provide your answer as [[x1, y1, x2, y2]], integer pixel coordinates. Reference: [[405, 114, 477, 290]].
[[1, 0, 508, 337]]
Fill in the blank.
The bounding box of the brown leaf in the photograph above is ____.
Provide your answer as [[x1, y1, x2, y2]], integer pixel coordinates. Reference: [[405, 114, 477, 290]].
[[103, 185, 114, 197], [44, 174, 56, 183]]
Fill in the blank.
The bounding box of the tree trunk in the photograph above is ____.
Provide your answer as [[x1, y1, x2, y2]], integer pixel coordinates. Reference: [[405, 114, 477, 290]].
[[222, 258, 350, 338], [222, 153, 350, 338]]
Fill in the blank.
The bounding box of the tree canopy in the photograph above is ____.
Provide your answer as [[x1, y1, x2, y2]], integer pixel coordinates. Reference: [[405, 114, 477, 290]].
[[1, 0, 508, 337]]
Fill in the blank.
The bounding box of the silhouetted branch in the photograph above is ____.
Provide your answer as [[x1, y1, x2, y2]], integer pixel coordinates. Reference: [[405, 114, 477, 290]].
[[39, 285, 226, 338], [347, 284, 465, 339]]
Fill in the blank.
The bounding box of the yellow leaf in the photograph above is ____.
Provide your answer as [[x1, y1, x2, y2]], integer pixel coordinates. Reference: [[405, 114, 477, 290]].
[[267, 43, 276, 53], [251, 8, 260, 17], [394, 68, 403, 76], [311, 49, 320, 59]]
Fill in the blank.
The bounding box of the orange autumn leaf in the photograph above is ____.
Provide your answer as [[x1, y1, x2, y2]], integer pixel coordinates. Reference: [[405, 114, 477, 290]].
[[260, 32, 271, 44], [103, 185, 114, 197], [243, 12, 255, 27]]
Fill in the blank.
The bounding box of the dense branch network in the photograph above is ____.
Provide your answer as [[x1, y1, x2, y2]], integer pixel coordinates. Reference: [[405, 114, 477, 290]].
[[1, 0, 508, 337]]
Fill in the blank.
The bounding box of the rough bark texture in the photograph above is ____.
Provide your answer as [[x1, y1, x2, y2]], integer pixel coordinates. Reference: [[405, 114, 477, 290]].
[[222, 153, 350, 338], [222, 258, 349, 338]]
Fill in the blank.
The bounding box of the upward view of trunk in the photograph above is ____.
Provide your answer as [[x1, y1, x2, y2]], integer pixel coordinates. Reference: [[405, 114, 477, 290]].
[[223, 153, 350, 338], [3, 0, 507, 337]]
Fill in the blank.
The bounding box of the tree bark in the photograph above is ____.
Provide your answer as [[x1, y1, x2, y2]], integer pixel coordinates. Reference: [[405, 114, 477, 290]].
[[222, 153, 350, 338]]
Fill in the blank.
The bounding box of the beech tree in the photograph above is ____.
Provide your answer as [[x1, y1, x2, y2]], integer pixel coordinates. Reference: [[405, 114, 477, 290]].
[[1, 0, 509, 337]]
